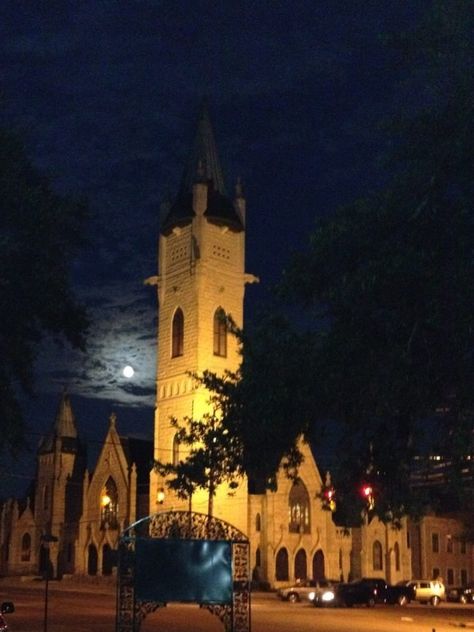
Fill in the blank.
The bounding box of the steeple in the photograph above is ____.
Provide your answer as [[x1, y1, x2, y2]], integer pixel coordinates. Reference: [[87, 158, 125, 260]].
[[54, 390, 78, 439], [38, 390, 79, 454], [182, 99, 226, 195], [161, 101, 243, 234]]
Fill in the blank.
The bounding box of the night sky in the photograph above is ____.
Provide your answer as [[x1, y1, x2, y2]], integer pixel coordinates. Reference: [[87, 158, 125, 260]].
[[1, 0, 429, 494]]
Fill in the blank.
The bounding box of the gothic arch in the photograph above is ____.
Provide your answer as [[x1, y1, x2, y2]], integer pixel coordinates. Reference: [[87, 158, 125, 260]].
[[213, 307, 227, 357], [102, 543, 114, 575], [101, 477, 119, 529], [312, 549, 325, 581], [171, 308, 184, 357], [21, 532, 31, 562], [255, 513, 261, 532], [88, 543, 98, 575], [394, 541, 400, 571], [288, 479, 310, 533], [275, 547, 289, 581], [373, 540, 383, 571], [294, 548, 307, 580]]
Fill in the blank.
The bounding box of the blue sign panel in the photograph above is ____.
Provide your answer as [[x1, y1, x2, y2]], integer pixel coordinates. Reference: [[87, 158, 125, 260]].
[[135, 538, 233, 604]]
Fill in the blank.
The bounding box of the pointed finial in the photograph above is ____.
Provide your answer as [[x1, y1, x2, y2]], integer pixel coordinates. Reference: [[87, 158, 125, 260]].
[[235, 176, 244, 198], [109, 412, 117, 428], [325, 471, 332, 487]]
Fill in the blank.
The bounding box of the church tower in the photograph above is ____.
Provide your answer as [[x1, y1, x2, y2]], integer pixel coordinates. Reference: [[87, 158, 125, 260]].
[[35, 390, 85, 575], [149, 103, 256, 530]]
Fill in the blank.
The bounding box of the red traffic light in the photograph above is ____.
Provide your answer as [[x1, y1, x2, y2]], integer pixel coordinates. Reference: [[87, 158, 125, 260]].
[[360, 484, 375, 510]]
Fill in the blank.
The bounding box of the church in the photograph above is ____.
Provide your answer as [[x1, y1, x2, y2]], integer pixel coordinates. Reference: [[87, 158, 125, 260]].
[[1, 105, 472, 588]]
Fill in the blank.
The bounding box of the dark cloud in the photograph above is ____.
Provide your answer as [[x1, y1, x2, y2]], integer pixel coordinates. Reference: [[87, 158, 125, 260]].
[[0, 1, 431, 496]]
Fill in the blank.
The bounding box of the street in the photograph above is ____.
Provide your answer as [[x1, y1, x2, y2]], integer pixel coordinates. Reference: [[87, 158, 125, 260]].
[[1, 579, 473, 632]]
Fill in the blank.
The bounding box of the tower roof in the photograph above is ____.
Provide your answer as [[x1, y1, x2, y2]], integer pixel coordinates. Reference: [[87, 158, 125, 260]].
[[38, 391, 80, 454], [161, 101, 244, 234], [182, 99, 226, 195], [54, 390, 78, 439]]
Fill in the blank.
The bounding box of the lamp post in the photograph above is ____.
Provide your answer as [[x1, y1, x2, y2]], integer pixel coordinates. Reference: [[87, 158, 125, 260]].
[[40, 534, 58, 632]]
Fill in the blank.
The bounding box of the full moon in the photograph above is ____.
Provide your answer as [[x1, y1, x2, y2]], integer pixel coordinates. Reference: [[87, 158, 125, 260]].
[[122, 365, 135, 378]]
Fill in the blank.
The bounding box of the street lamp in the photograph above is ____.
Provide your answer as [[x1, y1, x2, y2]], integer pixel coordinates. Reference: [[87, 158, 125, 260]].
[[40, 534, 58, 632], [156, 488, 165, 505]]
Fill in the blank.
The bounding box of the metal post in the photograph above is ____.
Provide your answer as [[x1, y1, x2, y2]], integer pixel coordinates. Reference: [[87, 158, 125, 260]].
[[41, 534, 58, 632], [43, 567, 49, 632]]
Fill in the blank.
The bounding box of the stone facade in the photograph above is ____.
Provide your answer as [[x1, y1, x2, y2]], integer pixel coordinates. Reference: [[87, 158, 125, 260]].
[[148, 104, 465, 588], [0, 394, 151, 578]]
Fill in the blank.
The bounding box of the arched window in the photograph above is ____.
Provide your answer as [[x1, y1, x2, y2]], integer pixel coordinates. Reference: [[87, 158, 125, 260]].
[[172, 308, 184, 357], [288, 479, 310, 533], [255, 513, 261, 532], [373, 540, 383, 571], [42, 485, 49, 510], [275, 547, 289, 581], [100, 477, 119, 529], [21, 533, 31, 562], [172, 433, 180, 466], [394, 542, 400, 571], [295, 548, 307, 580], [213, 308, 227, 357]]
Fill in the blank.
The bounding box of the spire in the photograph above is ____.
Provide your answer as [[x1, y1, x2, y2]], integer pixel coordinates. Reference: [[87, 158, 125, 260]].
[[160, 101, 244, 234], [38, 391, 82, 455], [182, 99, 226, 195], [54, 389, 78, 439]]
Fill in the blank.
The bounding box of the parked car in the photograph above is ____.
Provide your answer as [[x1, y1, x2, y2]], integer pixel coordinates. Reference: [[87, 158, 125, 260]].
[[307, 579, 341, 606], [320, 578, 414, 608], [446, 584, 474, 604], [0, 602, 14, 632], [405, 579, 445, 606], [277, 579, 325, 603]]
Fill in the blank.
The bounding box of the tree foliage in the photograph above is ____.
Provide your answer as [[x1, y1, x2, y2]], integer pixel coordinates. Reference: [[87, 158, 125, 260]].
[[167, 2, 474, 525], [0, 125, 89, 464], [279, 0, 474, 522], [154, 402, 243, 517]]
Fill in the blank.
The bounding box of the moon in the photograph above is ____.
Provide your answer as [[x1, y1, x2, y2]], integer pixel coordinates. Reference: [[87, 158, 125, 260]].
[[122, 365, 135, 378]]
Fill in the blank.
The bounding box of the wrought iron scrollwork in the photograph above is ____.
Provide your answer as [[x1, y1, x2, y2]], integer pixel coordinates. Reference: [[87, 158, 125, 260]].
[[116, 511, 250, 632]]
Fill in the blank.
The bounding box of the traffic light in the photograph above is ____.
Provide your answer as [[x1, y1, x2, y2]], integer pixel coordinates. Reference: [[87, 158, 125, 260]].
[[322, 486, 336, 512], [360, 484, 375, 511]]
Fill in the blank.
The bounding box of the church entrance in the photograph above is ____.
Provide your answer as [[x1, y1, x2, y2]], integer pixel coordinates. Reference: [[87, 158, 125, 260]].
[[312, 550, 325, 581], [87, 544, 98, 575]]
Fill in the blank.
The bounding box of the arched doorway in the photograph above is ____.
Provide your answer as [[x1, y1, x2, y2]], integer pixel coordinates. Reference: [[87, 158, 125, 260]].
[[88, 544, 98, 575], [294, 548, 307, 580], [102, 544, 114, 575], [312, 549, 325, 580], [275, 547, 289, 581]]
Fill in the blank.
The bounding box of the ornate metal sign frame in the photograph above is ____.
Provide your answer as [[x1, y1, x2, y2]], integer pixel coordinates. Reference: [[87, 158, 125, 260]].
[[116, 511, 250, 632]]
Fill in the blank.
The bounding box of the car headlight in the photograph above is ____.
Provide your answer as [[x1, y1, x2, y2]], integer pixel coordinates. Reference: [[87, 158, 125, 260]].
[[322, 591, 335, 602], [308, 591, 316, 601]]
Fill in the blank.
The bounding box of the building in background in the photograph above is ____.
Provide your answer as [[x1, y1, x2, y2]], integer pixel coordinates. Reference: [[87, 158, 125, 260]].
[[0, 392, 152, 578]]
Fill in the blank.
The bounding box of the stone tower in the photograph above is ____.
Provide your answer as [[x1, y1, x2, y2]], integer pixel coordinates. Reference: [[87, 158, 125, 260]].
[[148, 103, 256, 531], [35, 390, 85, 575]]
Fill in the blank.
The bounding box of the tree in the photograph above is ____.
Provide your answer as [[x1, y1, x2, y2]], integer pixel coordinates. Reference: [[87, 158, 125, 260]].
[[0, 125, 89, 465], [279, 0, 474, 522], [179, 1, 474, 525], [154, 394, 243, 517]]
